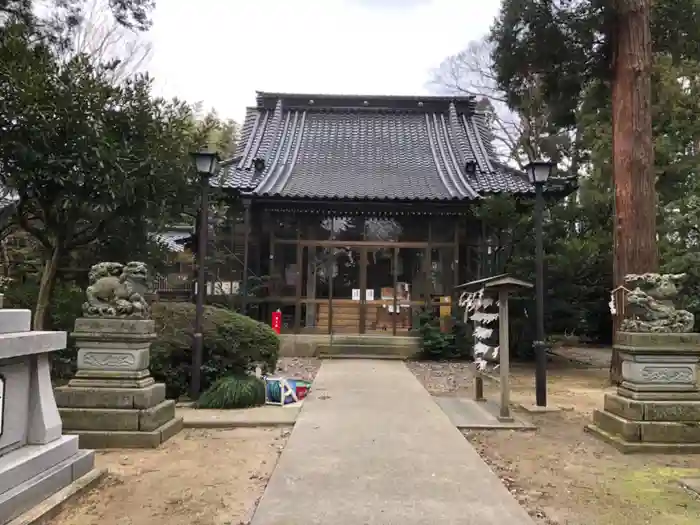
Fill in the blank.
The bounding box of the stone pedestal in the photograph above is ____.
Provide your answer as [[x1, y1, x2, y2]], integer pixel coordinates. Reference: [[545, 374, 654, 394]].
[[586, 332, 700, 453], [55, 318, 182, 449], [0, 309, 97, 523]]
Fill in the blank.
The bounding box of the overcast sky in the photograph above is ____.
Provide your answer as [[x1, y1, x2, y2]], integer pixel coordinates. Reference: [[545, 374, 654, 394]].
[[148, 0, 501, 122]]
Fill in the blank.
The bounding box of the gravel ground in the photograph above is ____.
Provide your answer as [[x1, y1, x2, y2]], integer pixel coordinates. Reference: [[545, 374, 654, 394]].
[[274, 357, 321, 382], [408, 357, 700, 525], [405, 360, 475, 396]]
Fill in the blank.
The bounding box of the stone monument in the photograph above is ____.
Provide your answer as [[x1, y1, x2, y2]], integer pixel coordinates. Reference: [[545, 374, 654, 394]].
[[586, 273, 700, 453], [0, 309, 98, 523], [55, 261, 183, 449]]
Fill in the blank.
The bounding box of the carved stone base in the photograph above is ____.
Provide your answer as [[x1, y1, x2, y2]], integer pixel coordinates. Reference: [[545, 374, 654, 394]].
[[55, 317, 182, 448], [615, 332, 700, 395], [588, 333, 700, 453]]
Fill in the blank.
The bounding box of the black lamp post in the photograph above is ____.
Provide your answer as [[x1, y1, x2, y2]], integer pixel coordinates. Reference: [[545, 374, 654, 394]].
[[189, 149, 220, 400], [525, 159, 553, 407]]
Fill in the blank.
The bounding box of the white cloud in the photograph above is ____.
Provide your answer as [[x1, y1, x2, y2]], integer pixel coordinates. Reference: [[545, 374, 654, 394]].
[[148, 0, 501, 122]]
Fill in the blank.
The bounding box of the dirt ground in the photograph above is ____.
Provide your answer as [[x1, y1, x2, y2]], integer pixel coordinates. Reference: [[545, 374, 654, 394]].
[[51, 358, 320, 525], [53, 428, 288, 525], [408, 350, 700, 525]]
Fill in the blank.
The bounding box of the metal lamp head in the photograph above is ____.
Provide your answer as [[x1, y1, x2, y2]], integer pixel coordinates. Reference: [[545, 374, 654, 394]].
[[524, 160, 553, 185], [190, 150, 221, 176]]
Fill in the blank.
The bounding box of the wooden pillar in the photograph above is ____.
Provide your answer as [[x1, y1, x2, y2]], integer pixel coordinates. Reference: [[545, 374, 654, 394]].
[[241, 199, 251, 315], [424, 218, 432, 310], [294, 225, 303, 334], [359, 247, 367, 334], [478, 220, 487, 279], [453, 220, 460, 305], [474, 373, 485, 402], [498, 288, 513, 421], [392, 246, 398, 336], [327, 251, 334, 335]]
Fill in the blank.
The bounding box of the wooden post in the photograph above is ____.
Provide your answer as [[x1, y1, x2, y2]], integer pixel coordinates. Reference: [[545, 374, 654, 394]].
[[241, 199, 251, 315], [498, 288, 513, 422], [294, 227, 303, 334], [474, 372, 485, 402], [392, 246, 398, 336]]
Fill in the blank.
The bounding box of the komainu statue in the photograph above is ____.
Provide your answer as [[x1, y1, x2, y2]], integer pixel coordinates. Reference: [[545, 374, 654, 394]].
[[82, 261, 151, 319], [620, 273, 695, 333]]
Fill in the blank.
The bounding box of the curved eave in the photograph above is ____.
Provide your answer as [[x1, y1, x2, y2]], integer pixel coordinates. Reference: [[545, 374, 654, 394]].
[[248, 193, 480, 203]]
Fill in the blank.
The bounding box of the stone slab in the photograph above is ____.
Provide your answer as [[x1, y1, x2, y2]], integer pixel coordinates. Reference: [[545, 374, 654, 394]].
[[59, 407, 139, 432], [615, 332, 700, 351], [604, 393, 644, 420], [0, 310, 30, 334], [641, 421, 700, 443], [7, 468, 106, 525], [0, 436, 79, 495], [434, 397, 536, 430], [250, 360, 535, 525], [679, 478, 700, 497], [58, 399, 175, 432], [0, 450, 95, 524], [179, 405, 300, 429], [593, 410, 641, 441], [73, 317, 155, 337], [54, 383, 166, 409], [139, 400, 176, 431], [593, 408, 700, 443], [604, 394, 700, 423], [0, 332, 67, 360], [69, 416, 183, 449], [585, 423, 700, 454], [618, 387, 700, 401]]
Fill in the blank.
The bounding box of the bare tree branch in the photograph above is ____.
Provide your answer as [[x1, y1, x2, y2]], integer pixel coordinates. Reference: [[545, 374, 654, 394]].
[[61, 0, 152, 82], [429, 39, 528, 166]]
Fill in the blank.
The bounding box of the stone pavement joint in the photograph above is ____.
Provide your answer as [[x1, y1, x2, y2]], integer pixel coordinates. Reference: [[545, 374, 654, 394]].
[[251, 359, 535, 524]]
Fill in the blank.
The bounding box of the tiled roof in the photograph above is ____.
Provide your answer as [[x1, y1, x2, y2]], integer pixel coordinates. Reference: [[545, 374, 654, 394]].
[[218, 92, 540, 201], [150, 227, 192, 253]]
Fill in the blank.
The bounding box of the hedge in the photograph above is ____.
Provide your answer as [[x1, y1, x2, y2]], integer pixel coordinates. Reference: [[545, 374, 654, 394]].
[[150, 302, 280, 399]]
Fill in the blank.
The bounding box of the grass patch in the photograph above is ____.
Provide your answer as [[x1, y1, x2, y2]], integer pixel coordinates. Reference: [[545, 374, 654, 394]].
[[196, 375, 267, 409]]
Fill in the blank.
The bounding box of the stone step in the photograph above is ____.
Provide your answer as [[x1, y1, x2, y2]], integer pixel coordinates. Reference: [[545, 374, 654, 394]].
[[321, 337, 419, 348], [0, 449, 94, 524], [316, 344, 417, 358], [0, 436, 79, 495], [319, 353, 407, 360]]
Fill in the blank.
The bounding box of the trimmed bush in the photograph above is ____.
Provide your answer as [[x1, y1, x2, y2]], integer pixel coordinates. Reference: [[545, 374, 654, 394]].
[[150, 302, 280, 399], [196, 375, 266, 409]]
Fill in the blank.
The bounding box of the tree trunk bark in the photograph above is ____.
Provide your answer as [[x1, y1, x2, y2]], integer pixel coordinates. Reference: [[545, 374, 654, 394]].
[[33, 244, 61, 330], [610, 0, 658, 384]]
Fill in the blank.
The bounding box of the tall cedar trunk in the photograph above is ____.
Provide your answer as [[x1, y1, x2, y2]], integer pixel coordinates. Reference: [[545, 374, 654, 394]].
[[610, 0, 658, 383], [33, 245, 62, 330]]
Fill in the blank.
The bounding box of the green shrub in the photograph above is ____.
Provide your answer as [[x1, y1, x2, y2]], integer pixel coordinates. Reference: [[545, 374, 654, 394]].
[[417, 309, 471, 360], [150, 302, 279, 399], [195, 375, 266, 409]]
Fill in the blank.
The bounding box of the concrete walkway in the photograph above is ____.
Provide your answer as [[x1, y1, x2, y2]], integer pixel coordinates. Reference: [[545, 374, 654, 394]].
[[251, 360, 534, 525]]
